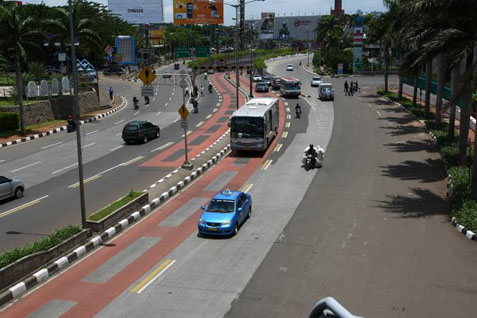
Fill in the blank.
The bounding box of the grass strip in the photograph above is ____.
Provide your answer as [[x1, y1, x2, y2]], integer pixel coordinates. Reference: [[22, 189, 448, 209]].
[[0, 120, 64, 138], [0, 225, 82, 268], [87, 190, 143, 222], [378, 90, 477, 232]]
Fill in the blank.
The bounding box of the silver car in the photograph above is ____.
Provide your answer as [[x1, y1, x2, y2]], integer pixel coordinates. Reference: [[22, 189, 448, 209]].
[[0, 176, 24, 200]]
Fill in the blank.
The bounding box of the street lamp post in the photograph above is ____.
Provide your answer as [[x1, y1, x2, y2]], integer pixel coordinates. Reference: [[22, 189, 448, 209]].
[[249, 25, 254, 98], [68, 0, 86, 228]]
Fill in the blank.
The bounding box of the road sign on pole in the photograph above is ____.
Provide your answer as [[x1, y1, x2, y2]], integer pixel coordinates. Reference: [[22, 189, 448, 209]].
[[176, 47, 190, 58], [138, 66, 156, 85], [180, 119, 188, 129], [141, 85, 154, 97], [178, 104, 189, 120], [195, 46, 210, 57]]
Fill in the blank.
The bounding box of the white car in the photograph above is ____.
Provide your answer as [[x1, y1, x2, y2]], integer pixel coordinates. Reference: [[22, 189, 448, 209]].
[[252, 74, 262, 82], [0, 176, 24, 200], [286, 64, 294, 71], [310, 76, 322, 87]]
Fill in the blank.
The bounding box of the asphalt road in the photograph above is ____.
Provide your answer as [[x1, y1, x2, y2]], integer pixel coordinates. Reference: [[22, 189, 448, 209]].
[[225, 57, 477, 317], [0, 63, 220, 251]]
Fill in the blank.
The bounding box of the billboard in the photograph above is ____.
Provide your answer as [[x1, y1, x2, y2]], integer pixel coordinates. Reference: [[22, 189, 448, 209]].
[[115, 36, 136, 64], [149, 29, 165, 45], [274, 16, 320, 41], [173, 0, 224, 25], [258, 12, 275, 40], [108, 0, 164, 24]]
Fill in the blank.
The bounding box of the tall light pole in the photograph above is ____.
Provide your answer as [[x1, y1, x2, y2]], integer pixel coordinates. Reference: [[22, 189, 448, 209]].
[[69, 0, 86, 227], [224, 0, 265, 108], [249, 24, 255, 98]]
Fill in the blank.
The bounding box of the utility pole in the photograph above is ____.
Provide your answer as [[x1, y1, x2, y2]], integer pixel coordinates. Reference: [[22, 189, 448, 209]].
[[249, 25, 254, 98], [239, 0, 245, 50], [234, 5, 240, 109], [69, 0, 86, 228]]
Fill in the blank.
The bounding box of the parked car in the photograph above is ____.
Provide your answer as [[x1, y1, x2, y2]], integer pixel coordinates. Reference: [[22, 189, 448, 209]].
[[103, 66, 126, 76], [198, 189, 252, 236], [207, 68, 215, 74], [0, 176, 24, 200], [163, 71, 172, 78], [263, 76, 272, 86], [122, 120, 160, 144], [286, 64, 294, 71], [252, 74, 262, 82], [255, 82, 269, 93], [319, 83, 334, 101], [271, 76, 282, 90], [310, 76, 322, 87]]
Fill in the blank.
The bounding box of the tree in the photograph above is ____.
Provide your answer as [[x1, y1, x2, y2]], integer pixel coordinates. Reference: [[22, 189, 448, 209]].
[[0, 3, 43, 134]]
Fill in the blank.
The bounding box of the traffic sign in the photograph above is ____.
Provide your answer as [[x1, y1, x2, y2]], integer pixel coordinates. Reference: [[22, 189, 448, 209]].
[[179, 79, 188, 89], [141, 85, 154, 97], [104, 45, 114, 55], [138, 66, 156, 85], [180, 119, 188, 129], [196, 46, 210, 58], [176, 47, 190, 58], [178, 104, 189, 120]]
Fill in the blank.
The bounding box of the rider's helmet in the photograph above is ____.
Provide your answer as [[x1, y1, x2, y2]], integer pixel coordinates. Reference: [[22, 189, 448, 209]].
[[309, 144, 314, 149]]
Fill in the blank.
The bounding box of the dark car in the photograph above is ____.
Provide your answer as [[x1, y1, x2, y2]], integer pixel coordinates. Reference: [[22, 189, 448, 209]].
[[103, 66, 126, 76], [263, 76, 272, 86], [271, 76, 282, 90], [255, 82, 269, 93], [122, 121, 160, 144]]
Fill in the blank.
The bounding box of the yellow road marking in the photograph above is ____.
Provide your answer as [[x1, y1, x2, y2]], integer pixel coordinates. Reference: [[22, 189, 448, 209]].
[[282, 131, 288, 138], [68, 175, 101, 188], [286, 107, 290, 112], [241, 184, 254, 193], [121, 156, 145, 166], [131, 259, 175, 294], [285, 122, 290, 128], [261, 159, 272, 170], [0, 195, 49, 219], [274, 143, 282, 152]]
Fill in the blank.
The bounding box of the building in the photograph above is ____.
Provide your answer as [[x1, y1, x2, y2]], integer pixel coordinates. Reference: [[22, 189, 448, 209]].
[[330, 0, 344, 16], [108, 0, 164, 24]]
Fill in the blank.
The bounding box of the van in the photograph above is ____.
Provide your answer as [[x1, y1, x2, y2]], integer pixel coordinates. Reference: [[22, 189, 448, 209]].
[[319, 83, 334, 101]]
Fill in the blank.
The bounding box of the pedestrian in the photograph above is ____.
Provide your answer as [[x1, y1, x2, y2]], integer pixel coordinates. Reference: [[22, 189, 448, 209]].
[[344, 81, 349, 96], [193, 85, 198, 98], [200, 85, 205, 97], [350, 82, 354, 96], [185, 87, 189, 97], [108, 86, 114, 100], [355, 81, 359, 93]]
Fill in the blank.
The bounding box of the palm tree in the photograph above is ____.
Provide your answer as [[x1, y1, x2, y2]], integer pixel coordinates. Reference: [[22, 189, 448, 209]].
[[0, 3, 43, 134]]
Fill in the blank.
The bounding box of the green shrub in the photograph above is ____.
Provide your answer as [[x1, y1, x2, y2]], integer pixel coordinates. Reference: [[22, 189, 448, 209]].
[[0, 112, 18, 132], [88, 190, 143, 221], [0, 225, 82, 268], [453, 199, 477, 231]]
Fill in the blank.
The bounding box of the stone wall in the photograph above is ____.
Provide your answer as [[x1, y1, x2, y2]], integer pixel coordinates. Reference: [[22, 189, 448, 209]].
[[0, 91, 101, 126]]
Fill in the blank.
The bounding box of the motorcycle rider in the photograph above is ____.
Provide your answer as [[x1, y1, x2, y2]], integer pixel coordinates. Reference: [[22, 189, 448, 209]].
[[303, 144, 325, 169], [133, 96, 139, 109], [295, 103, 302, 118], [208, 83, 213, 93], [67, 114, 76, 132], [191, 98, 199, 113], [144, 95, 150, 105]]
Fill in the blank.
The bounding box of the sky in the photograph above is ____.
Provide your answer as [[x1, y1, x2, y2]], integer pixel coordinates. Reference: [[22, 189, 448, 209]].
[[23, 0, 386, 25]]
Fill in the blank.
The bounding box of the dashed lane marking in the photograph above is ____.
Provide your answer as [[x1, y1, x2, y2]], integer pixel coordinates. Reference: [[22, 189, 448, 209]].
[[286, 107, 290, 112], [11, 161, 42, 173], [52, 163, 78, 174], [181, 131, 193, 137], [86, 130, 98, 136], [196, 121, 204, 127], [206, 114, 212, 119], [261, 159, 272, 170], [110, 145, 124, 152], [282, 131, 288, 138], [241, 184, 253, 193], [41, 142, 63, 150], [274, 143, 282, 152], [286, 114, 291, 119], [134, 111, 140, 116], [68, 175, 100, 188], [285, 122, 290, 128], [151, 142, 174, 153], [114, 119, 125, 125], [0, 195, 49, 219]]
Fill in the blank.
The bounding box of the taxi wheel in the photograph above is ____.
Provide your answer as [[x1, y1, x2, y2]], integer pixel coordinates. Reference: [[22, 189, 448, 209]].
[[233, 223, 238, 236], [247, 207, 252, 219]]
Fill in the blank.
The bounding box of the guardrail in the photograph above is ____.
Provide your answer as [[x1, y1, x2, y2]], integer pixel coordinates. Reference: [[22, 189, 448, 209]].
[[309, 297, 361, 318]]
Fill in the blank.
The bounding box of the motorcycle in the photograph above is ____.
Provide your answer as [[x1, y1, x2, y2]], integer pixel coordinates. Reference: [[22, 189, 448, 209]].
[[67, 119, 76, 133], [302, 154, 315, 171], [133, 97, 139, 110], [295, 107, 302, 118], [208, 84, 213, 93], [192, 99, 199, 113], [144, 96, 150, 105]]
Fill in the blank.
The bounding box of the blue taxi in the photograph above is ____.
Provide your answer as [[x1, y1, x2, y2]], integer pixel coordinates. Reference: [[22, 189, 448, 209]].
[[198, 189, 252, 236]]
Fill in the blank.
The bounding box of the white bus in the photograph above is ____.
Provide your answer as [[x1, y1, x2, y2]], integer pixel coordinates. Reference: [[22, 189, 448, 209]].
[[279, 77, 301, 98], [230, 98, 280, 152]]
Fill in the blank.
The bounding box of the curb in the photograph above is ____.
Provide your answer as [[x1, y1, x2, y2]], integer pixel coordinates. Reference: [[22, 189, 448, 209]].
[[0, 142, 231, 307], [0, 96, 127, 149], [379, 95, 477, 242]]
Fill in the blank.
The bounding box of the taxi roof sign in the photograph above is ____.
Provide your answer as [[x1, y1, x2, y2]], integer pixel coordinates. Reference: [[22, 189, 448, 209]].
[[178, 104, 189, 120], [138, 66, 156, 85]]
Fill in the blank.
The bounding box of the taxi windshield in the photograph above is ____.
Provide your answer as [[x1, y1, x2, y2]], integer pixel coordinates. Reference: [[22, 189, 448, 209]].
[[207, 199, 235, 213]]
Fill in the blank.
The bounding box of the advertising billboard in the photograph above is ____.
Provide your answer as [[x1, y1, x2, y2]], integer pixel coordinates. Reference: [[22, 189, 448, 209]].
[[258, 12, 275, 40], [149, 29, 165, 45], [115, 36, 136, 64], [173, 0, 224, 25], [274, 16, 320, 41], [108, 0, 164, 24]]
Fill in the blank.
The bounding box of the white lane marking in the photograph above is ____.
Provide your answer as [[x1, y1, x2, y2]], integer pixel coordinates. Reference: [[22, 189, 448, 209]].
[[11, 161, 42, 173], [196, 121, 204, 127], [136, 260, 176, 294], [151, 141, 174, 153], [213, 108, 218, 112], [115, 133, 122, 137], [377, 110, 381, 116], [145, 104, 150, 108], [0, 195, 49, 218], [0, 160, 5, 163], [97, 156, 145, 176], [169, 97, 172, 101], [181, 131, 192, 137], [76, 142, 95, 150], [110, 145, 124, 152], [68, 175, 100, 188], [156, 111, 162, 116], [206, 114, 212, 119], [173, 117, 180, 123], [134, 111, 140, 116], [114, 119, 125, 125], [165, 103, 168, 107], [52, 163, 78, 174], [262, 159, 272, 170], [86, 130, 98, 136], [41, 142, 63, 150]]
